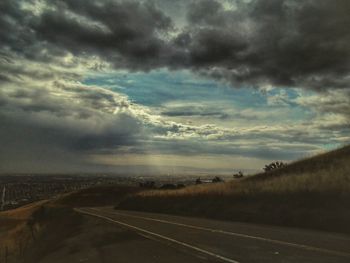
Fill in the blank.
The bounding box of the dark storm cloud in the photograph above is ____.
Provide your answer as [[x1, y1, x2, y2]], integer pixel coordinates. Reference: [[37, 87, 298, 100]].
[[2, 0, 349, 89], [1, 0, 350, 173], [32, 0, 175, 70], [0, 76, 146, 172], [184, 0, 350, 90], [0, 113, 143, 173], [0, 0, 174, 67]]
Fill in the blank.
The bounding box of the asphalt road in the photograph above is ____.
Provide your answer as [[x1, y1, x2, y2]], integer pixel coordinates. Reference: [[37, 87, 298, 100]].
[[76, 207, 350, 263]]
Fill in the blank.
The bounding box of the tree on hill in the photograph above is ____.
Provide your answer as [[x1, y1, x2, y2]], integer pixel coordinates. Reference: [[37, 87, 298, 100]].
[[233, 171, 244, 178], [212, 176, 223, 183], [263, 161, 286, 172]]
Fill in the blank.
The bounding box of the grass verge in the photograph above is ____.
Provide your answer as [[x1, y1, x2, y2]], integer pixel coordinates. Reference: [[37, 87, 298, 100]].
[[0, 184, 140, 262], [118, 146, 350, 234]]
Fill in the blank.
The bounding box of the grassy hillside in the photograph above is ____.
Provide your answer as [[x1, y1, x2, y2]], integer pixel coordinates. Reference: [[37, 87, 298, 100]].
[[118, 145, 350, 234], [0, 185, 140, 263], [250, 144, 350, 181], [55, 185, 140, 207], [0, 201, 83, 263], [1, 145, 349, 262], [0, 200, 48, 262]]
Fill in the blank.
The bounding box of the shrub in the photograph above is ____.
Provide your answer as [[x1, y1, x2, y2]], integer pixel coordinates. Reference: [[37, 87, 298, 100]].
[[212, 176, 223, 183], [233, 171, 244, 178], [263, 161, 286, 172]]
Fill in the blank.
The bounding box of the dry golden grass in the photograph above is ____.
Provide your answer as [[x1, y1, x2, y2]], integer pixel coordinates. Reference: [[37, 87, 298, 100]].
[[0, 200, 85, 262], [137, 157, 350, 198], [119, 145, 350, 233], [0, 200, 48, 220], [54, 185, 140, 207], [0, 185, 139, 262], [0, 200, 48, 262]]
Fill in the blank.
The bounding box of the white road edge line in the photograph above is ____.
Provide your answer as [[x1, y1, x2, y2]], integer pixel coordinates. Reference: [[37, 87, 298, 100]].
[[75, 208, 240, 263], [97, 208, 350, 258]]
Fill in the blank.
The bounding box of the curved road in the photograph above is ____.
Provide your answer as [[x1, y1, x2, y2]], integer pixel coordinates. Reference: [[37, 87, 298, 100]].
[[76, 207, 350, 263]]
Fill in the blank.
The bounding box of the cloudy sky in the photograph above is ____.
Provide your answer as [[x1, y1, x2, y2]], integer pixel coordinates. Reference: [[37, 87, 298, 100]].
[[1, 0, 349, 174]]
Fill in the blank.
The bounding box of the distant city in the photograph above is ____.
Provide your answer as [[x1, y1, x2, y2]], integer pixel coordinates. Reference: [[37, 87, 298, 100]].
[[0, 174, 235, 211], [0, 174, 134, 211]]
